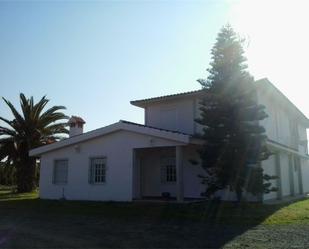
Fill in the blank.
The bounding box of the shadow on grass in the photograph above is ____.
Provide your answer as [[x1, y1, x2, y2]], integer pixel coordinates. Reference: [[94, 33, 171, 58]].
[[0, 189, 299, 248]]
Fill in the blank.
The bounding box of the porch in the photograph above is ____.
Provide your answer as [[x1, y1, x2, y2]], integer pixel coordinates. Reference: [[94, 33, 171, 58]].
[[132, 145, 205, 202]]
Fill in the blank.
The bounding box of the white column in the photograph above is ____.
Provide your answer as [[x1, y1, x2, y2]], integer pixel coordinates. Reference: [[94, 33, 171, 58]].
[[176, 146, 184, 202], [289, 154, 295, 196], [275, 152, 282, 200], [297, 157, 304, 195], [132, 149, 141, 200]]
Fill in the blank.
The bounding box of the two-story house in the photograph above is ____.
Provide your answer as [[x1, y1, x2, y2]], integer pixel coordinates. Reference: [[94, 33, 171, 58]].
[[29, 78, 309, 202]]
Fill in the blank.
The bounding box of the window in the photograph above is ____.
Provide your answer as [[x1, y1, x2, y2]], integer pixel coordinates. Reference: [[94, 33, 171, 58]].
[[161, 157, 176, 183], [53, 159, 68, 184], [89, 157, 106, 184]]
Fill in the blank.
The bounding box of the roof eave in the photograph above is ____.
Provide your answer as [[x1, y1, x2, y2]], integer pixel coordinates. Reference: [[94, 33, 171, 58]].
[[130, 89, 204, 108], [29, 121, 192, 157]]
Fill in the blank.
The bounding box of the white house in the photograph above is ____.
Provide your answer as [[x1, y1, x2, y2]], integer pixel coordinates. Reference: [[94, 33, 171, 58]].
[[29, 78, 309, 202]]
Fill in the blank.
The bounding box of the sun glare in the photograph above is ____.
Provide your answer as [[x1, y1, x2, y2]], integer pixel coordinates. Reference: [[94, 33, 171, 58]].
[[228, 0, 309, 116]]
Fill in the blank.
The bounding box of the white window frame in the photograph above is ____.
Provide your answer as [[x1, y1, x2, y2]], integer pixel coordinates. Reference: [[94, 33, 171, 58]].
[[53, 159, 68, 185], [89, 157, 107, 184], [161, 157, 176, 184]]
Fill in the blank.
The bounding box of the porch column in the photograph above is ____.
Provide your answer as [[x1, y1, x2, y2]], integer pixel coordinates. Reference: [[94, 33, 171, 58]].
[[297, 157, 304, 195], [132, 149, 142, 200], [176, 146, 184, 202], [289, 154, 295, 196], [275, 152, 282, 200]]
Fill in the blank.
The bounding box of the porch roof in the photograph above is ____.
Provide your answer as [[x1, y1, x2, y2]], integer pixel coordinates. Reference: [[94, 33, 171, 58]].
[[29, 120, 202, 157]]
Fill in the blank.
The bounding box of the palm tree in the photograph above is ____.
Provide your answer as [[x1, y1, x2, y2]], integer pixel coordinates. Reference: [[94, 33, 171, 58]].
[[0, 94, 68, 192]]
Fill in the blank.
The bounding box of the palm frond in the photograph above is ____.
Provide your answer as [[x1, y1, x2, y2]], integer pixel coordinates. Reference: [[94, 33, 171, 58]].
[[40, 105, 67, 121], [2, 97, 25, 127], [1, 94, 68, 155], [0, 137, 17, 161], [32, 95, 49, 122], [0, 116, 15, 130], [0, 126, 16, 137], [39, 112, 68, 128]]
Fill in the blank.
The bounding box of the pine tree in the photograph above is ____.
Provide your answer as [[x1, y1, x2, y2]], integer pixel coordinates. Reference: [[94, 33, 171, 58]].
[[196, 25, 276, 202]]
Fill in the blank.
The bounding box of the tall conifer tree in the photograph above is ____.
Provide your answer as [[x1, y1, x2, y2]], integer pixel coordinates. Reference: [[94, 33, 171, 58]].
[[196, 25, 276, 201]]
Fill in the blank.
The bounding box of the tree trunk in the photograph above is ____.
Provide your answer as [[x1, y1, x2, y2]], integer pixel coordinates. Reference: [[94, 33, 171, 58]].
[[16, 156, 37, 193]]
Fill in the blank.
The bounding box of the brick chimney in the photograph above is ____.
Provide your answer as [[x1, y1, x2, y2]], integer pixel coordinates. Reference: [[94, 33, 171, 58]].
[[68, 116, 85, 137]]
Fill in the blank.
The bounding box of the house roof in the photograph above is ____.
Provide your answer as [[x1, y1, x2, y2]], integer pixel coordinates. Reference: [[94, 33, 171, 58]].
[[29, 120, 201, 156], [120, 120, 189, 136], [131, 89, 204, 107], [131, 78, 309, 125]]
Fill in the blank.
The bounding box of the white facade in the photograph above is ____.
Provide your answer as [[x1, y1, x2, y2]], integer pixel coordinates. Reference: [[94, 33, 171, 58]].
[[255, 79, 309, 201], [145, 98, 197, 134], [30, 78, 309, 202], [38, 130, 191, 201], [141, 93, 202, 135], [31, 121, 203, 202]]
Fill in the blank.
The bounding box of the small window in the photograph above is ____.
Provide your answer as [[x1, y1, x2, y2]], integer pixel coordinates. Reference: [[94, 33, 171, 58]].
[[161, 157, 176, 183], [89, 157, 106, 184], [53, 159, 68, 184]]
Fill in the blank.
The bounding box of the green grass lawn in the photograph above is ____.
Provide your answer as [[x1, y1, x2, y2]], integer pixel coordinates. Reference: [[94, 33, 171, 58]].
[[1, 186, 309, 248]]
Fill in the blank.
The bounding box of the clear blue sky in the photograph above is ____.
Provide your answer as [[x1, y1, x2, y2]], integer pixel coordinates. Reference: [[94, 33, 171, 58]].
[[1, 1, 308, 131]]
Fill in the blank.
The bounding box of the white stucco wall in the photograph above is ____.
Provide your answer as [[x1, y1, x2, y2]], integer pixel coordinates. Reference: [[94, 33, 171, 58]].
[[257, 87, 309, 201], [298, 124, 308, 154], [262, 152, 304, 201], [143, 86, 308, 152], [280, 153, 291, 197], [256, 88, 306, 150], [277, 110, 292, 147], [262, 151, 308, 201], [145, 98, 196, 134], [39, 130, 185, 201], [183, 146, 206, 198]]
